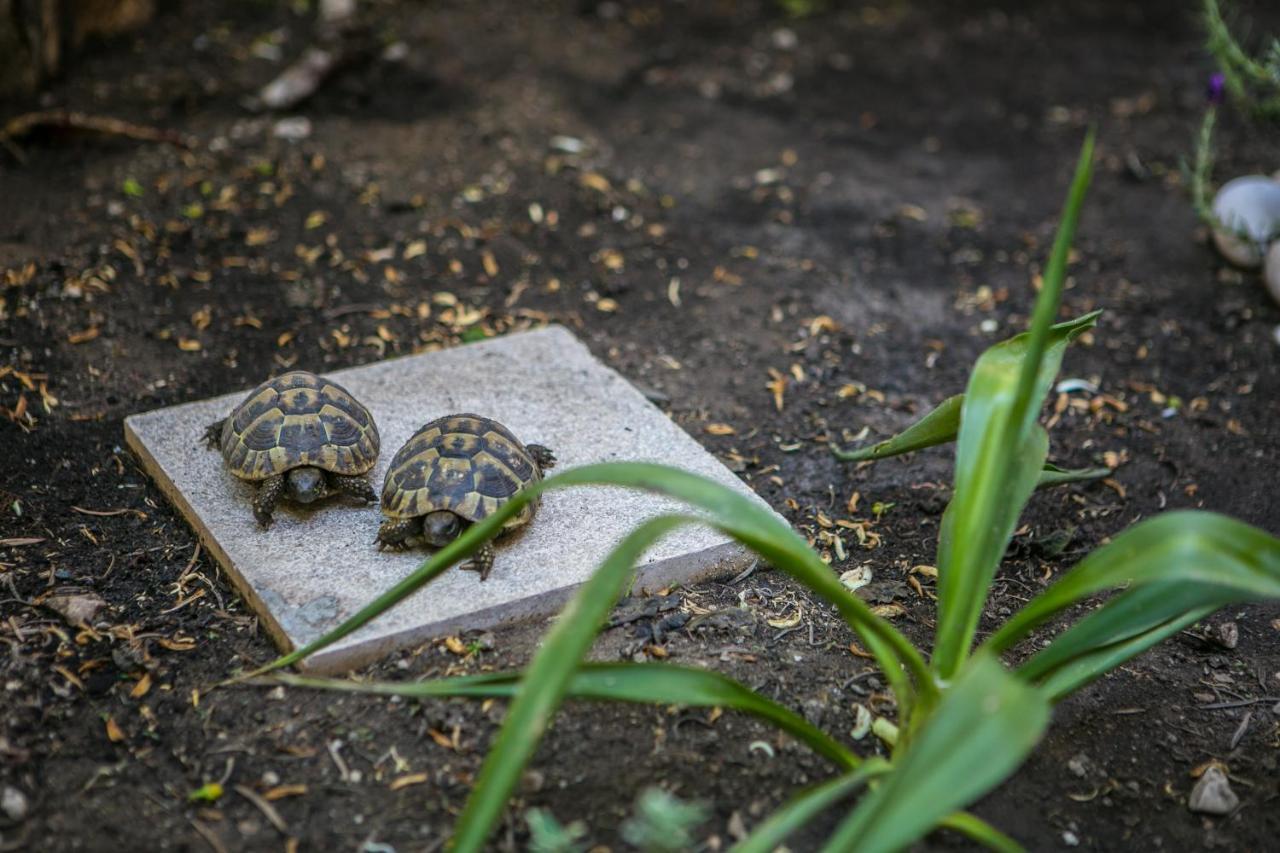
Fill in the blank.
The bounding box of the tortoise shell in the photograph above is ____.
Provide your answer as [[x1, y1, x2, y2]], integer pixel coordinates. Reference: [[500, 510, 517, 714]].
[[218, 371, 379, 480], [380, 413, 541, 530]]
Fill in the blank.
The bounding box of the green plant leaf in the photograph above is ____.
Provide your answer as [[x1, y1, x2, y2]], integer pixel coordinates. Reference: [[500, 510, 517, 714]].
[[1032, 605, 1215, 701], [451, 515, 688, 852], [936, 813, 1024, 853], [819, 655, 1049, 853], [931, 131, 1096, 679], [731, 761, 890, 853], [271, 662, 859, 771], [984, 510, 1280, 660], [240, 463, 933, 714], [1036, 462, 1111, 489], [830, 394, 964, 461], [830, 393, 1108, 490]]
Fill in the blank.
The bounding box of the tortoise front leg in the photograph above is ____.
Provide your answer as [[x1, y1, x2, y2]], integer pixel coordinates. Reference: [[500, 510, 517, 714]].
[[253, 474, 286, 527], [376, 518, 417, 550], [461, 541, 496, 581], [526, 444, 556, 474], [330, 474, 377, 504], [202, 419, 227, 450]]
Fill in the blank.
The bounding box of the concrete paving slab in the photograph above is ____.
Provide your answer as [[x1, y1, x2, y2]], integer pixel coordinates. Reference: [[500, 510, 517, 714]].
[[125, 326, 778, 673]]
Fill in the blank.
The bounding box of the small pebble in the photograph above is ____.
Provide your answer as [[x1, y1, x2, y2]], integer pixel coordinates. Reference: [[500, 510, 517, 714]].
[[1, 786, 28, 822], [1062, 830, 1079, 847], [1188, 766, 1239, 816], [272, 116, 313, 141], [1215, 621, 1239, 650]]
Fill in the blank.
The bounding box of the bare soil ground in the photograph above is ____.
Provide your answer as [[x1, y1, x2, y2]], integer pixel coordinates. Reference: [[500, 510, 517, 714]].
[[1, 1, 1278, 850]]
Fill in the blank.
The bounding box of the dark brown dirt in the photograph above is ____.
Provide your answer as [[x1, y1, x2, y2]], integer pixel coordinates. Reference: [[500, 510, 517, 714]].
[[2, 1, 1278, 851]]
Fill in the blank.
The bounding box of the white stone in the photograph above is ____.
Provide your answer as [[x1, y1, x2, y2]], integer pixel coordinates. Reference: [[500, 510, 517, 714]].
[[1264, 240, 1280, 308], [1211, 175, 1280, 269], [125, 326, 773, 673]]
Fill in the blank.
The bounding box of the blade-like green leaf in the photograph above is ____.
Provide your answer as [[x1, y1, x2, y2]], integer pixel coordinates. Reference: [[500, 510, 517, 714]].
[[984, 510, 1280, 656], [931, 132, 1097, 679], [937, 812, 1024, 853], [240, 462, 934, 714], [731, 762, 889, 853], [819, 655, 1049, 853], [1017, 583, 1226, 684], [1036, 462, 1111, 489], [271, 662, 859, 771], [830, 392, 1107, 490], [452, 515, 688, 852], [830, 394, 963, 461], [1033, 606, 1215, 701]]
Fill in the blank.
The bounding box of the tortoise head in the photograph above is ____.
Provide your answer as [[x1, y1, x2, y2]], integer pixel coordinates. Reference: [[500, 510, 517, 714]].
[[286, 467, 328, 504], [421, 510, 463, 547]]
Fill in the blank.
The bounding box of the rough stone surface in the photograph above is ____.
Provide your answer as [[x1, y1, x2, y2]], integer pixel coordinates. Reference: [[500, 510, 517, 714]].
[[125, 326, 775, 673]]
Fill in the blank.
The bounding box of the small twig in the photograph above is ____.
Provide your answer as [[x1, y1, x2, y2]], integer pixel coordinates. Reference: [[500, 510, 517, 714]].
[[71, 505, 146, 518], [189, 820, 229, 853], [1197, 697, 1279, 710], [1, 110, 193, 151], [234, 785, 288, 834], [327, 740, 352, 782], [1229, 711, 1252, 750], [728, 560, 758, 585]]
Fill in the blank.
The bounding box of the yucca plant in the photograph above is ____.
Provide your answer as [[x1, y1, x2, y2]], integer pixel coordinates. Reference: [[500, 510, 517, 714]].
[[235, 132, 1280, 852]]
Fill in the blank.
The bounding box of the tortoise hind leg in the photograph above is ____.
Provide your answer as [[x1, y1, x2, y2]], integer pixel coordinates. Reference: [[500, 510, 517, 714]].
[[526, 444, 556, 474], [331, 474, 377, 504], [202, 419, 227, 450], [253, 474, 286, 527], [461, 541, 496, 581]]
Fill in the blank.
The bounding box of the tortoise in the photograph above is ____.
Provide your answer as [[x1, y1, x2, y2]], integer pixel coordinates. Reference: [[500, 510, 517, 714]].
[[202, 370, 380, 526], [376, 413, 555, 579]]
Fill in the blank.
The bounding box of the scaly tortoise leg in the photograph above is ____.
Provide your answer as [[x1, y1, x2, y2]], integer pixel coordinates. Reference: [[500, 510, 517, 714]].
[[202, 419, 227, 451], [376, 518, 417, 550], [330, 474, 377, 504], [526, 444, 556, 475], [253, 474, 286, 527], [462, 541, 496, 581]]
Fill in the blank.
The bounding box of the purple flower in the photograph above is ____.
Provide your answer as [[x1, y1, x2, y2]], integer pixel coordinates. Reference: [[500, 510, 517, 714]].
[[1207, 71, 1226, 105]]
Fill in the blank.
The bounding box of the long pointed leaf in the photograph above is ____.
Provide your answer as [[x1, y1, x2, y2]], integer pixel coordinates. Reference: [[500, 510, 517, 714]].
[[831, 391, 1107, 489], [984, 510, 1280, 656], [1033, 607, 1215, 701], [937, 812, 1025, 853], [830, 394, 963, 461], [730, 764, 1022, 853], [1036, 462, 1111, 489], [820, 655, 1049, 853], [272, 662, 859, 770], [931, 133, 1096, 678], [241, 462, 934, 713], [1017, 583, 1226, 683], [731, 763, 889, 853], [452, 515, 688, 851]]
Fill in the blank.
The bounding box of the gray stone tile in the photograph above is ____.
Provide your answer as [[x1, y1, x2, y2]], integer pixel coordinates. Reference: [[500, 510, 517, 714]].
[[124, 326, 776, 673]]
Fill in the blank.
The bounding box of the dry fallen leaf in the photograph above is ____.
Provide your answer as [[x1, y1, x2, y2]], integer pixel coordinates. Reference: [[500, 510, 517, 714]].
[[40, 588, 107, 626], [130, 673, 152, 699], [263, 784, 308, 801], [105, 716, 125, 743], [389, 773, 429, 791]]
